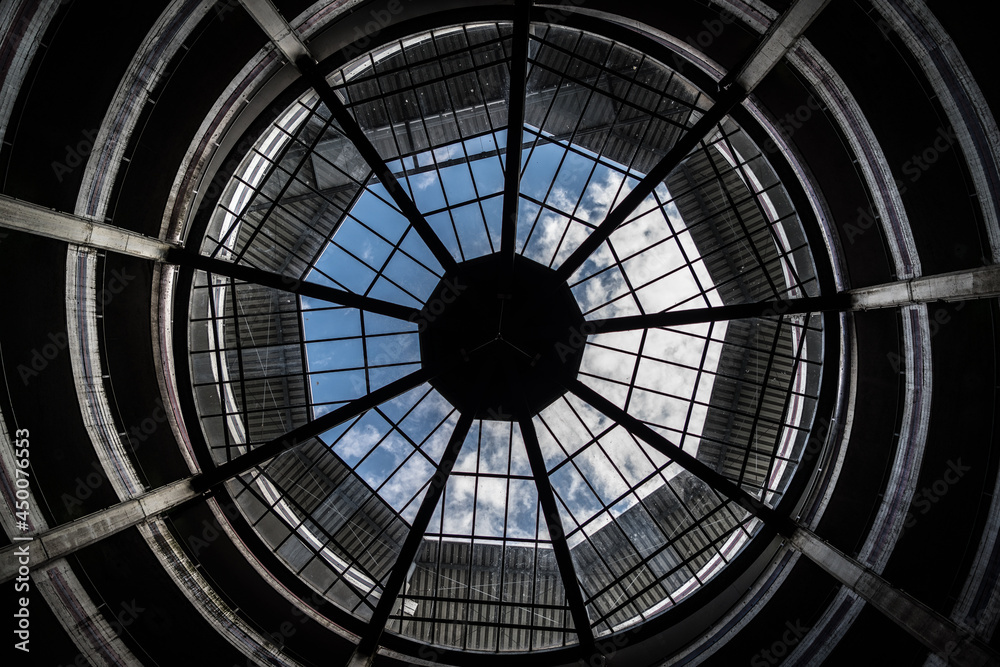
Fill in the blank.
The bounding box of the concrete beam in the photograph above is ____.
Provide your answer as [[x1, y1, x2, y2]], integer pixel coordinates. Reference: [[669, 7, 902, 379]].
[[791, 530, 1000, 666], [238, 0, 312, 64], [725, 0, 833, 92], [849, 264, 1000, 309], [0, 194, 174, 260], [0, 478, 198, 582]]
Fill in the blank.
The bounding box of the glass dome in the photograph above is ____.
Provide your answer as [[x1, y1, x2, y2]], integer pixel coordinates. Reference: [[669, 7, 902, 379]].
[[186, 20, 826, 653]]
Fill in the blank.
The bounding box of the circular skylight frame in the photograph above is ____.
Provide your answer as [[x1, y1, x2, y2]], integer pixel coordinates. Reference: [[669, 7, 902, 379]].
[[176, 9, 829, 664]]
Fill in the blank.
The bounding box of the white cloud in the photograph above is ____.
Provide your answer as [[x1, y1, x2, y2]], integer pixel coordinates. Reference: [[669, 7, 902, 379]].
[[412, 172, 437, 191], [336, 422, 383, 460]]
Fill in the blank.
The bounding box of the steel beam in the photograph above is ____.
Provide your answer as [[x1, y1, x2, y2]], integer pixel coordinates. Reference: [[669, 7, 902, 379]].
[[499, 0, 532, 268], [194, 368, 432, 491], [720, 0, 833, 92], [168, 248, 421, 322], [1, 369, 433, 581], [790, 530, 1000, 667], [554, 83, 747, 282], [0, 194, 173, 260], [347, 411, 474, 667], [194, 367, 433, 491], [0, 478, 197, 582], [238, 0, 310, 64], [554, 0, 833, 283], [238, 0, 457, 272], [587, 264, 1000, 333], [519, 414, 597, 655], [294, 57, 458, 272], [568, 378, 796, 535], [849, 264, 1000, 309], [588, 294, 846, 333], [572, 376, 1000, 665]]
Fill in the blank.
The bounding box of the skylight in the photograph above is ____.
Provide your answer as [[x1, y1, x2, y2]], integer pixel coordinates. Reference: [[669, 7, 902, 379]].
[[186, 19, 824, 654]]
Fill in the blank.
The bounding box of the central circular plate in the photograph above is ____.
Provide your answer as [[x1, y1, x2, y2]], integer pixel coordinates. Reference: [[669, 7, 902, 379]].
[[418, 254, 586, 420]]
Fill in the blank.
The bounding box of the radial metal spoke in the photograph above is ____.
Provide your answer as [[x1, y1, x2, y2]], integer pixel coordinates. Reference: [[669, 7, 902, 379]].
[[348, 411, 475, 667], [193, 367, 433, 491], [518, 414, 597, 654], [499, 0, 532, 268], [589, 262, 1000, 333], [294, 57, 458, 273], [554, 0, 835, 283], [553, 83, 748, 282], [588, 294, 846, 333], [567, 378, 796, 536], [169, 248, 421, 322]]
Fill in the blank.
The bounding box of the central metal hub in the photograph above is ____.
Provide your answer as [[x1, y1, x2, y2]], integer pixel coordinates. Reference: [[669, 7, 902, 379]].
[[418, 255, 586, 420]]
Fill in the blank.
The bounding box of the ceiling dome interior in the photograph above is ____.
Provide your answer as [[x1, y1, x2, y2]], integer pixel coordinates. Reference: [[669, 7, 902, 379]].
[[179, 17, 833, 654], [1, 1, 999, 666]]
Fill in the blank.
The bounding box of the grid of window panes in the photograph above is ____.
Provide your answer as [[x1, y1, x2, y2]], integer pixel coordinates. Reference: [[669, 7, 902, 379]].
[[392, 420, 578, 651], [218, 385, 458, 621], [186, 19, 827, 653]]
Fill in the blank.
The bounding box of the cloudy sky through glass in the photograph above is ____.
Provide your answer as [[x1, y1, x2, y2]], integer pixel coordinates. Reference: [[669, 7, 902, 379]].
[[193, 20, 823, 647]]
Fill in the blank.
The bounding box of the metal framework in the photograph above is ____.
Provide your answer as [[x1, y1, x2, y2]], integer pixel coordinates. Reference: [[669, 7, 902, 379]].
[[3, 1, 1000, 666], [177, 9, 827, 658]]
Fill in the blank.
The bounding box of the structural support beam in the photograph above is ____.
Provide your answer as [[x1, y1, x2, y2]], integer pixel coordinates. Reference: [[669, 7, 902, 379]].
[[572, 379, 1000, 666], [194, 367, 433, 491], [555, 0, 833, 283], [238, 0, 457, 272], [790, 530, 1000, 667], [0, 194, 174, 261], [1, 370, 433, 580], [589, 294, 845, 333], [499, 0, 532, 268], [849, 264, 1000, 309], [568, 378, 796, 535], [296, 58, 458, 272], [519, 414, 597, 656], [554, 83, 747, 282], [720, 0, 833, 91], [168, 248, 421, 322], [0, 478, 197, 582], [588, 264, 1000, 333], [347, 411, 475, 667], [238, 0, 310, 64]]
